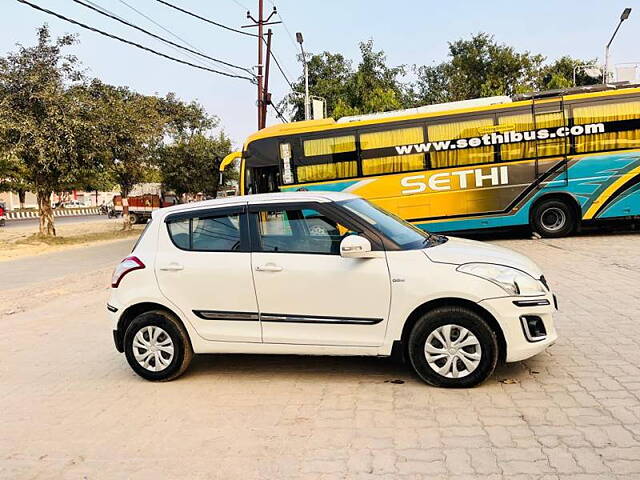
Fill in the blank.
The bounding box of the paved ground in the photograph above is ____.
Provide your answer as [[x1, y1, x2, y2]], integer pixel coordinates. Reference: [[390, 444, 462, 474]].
[[0, 238, 134, 290], [1, 214, 106, 230], [1, 231, 640, 479]]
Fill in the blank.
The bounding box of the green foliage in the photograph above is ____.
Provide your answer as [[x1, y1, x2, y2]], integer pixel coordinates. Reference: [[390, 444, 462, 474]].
[[157, 131, 234, 199], [284, 33, 600, 120], [0, 25, 103, 234], [539, 56, 601, 90], [284, 40, 406, 120], [89, 80, 165, 197], [0, 26, 100, 192]]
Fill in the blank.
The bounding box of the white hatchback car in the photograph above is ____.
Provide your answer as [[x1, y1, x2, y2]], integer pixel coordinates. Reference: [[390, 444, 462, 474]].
[[109, 192, 558, 388]]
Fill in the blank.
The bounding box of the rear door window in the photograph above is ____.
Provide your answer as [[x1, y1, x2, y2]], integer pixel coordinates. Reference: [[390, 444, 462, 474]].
[[165, 207, 247, 252]]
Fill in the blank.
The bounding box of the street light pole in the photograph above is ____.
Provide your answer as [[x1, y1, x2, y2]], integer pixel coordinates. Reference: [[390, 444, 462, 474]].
[[296, 32, 310, 120], [603, 7, 632, 83]]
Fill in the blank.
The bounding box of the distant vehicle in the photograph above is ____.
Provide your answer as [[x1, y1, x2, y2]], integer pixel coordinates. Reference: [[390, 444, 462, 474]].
[[0, 202, 6, 227], [222, 83, 640, 238], [108, 191, 558, 387], [113, 191, 177, 225], [59, 200, 90, 208]]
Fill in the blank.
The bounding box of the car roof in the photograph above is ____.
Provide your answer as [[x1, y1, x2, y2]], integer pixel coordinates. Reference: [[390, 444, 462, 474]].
[[153, 191, 360, 219]]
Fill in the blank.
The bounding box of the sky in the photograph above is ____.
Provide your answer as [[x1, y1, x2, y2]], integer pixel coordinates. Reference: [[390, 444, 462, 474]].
[[2, 0, 639, 148]]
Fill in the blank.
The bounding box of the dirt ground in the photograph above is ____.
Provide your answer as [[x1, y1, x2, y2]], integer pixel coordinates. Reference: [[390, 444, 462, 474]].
[[0, 219, 143, 262]]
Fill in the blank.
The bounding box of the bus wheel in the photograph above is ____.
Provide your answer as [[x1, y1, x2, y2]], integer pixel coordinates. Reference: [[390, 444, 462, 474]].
[[532, 199, 576, 238]]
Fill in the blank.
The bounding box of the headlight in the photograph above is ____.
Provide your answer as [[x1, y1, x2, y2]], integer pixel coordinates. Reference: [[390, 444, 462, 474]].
[[457, 263, 545, 296]]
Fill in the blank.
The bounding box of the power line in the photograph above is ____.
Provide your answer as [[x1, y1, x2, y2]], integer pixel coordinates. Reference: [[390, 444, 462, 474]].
[[70, 0, 254, 76], [268, 48, 294, 90], [111, 0, 238, 76], [153, 0, 258, 38], [266, 0, 298, 51], [229, 0, 250, 11], [150, 0, 294, 92], [270, 101, 288, 123], [16, 0, 255, 82]]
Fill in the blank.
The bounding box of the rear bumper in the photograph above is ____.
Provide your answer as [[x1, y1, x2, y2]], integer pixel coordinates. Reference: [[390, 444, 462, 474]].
[[107, 301, 123, 352], [479, 294, 558, 363]]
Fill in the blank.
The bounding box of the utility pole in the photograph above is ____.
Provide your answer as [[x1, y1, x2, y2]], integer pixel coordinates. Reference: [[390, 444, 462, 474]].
[[295, 32, 310, 120], [262, 29, 273, 126], [244, 2, 280, 129]]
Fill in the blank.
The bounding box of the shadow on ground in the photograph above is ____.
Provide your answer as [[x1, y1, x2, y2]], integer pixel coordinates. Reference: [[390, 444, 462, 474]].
[[179, 352, 534, 387]]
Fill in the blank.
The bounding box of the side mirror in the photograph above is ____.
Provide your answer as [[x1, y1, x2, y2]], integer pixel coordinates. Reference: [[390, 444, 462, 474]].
[[340, 235, 374, 258]]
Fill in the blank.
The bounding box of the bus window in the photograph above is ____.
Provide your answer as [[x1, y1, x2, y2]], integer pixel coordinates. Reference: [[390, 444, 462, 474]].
[[298, 135, 357, 182], [573, 100, 640, 153], [498, 111, 568, 160], [360, 126, 425, 175], [427, 116, 494, 168]]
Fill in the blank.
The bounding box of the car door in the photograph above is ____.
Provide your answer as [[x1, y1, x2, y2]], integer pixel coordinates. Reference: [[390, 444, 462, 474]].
[[155, 204, 261, 343], [249, 201, 392, 346]]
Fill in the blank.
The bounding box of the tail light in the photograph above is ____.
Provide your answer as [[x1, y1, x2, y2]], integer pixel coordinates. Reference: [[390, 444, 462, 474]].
[[111, 256, 145, 288]]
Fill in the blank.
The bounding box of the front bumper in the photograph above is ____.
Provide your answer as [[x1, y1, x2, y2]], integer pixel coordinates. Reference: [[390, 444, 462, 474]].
[[479, 293, 558, 363]]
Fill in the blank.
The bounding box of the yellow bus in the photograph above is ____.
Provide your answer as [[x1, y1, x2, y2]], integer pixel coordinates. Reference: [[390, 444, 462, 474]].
[[221, 84, 640, 237]]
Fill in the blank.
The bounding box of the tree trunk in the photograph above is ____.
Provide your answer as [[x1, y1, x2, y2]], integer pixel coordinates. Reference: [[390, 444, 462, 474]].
[[121, 196, 131, 231], [18, 189, 26, 209], [37, 190, 55, 236]]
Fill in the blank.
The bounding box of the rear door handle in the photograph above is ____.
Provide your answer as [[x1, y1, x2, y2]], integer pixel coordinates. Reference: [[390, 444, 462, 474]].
[[255, 264, 283, 272], [160, 263, 184, 271]]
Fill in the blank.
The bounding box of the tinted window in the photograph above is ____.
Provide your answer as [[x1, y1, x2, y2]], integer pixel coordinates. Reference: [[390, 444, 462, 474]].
[[167, 211, 242, 251], [192, 214, 241, 251], [297, 135, 357, 182], [168, 219, 190, 249], [255, 208, 348, 254], [360, 126, 426, 175], [339, 198, 437, 250], [573, 99, 640, 153], [427, 116, 495, 167]]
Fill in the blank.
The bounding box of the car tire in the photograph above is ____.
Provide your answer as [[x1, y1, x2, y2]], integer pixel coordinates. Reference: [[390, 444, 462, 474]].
[[123, 310, 193, 381], [407, 306, 498, 388], [532, 199, 576, 238]]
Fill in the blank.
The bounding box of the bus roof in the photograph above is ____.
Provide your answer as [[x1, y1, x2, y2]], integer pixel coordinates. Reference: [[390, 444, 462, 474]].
[[245, 83, 640, 148]]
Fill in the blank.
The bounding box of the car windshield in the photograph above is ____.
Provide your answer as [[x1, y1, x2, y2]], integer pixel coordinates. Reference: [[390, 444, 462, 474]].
[[338, 198, 447, 250]]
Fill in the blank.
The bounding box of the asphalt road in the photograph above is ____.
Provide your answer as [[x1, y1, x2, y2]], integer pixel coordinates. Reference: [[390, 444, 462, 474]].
[[1, 214, 108, 230], [0, 238, 136, 290]]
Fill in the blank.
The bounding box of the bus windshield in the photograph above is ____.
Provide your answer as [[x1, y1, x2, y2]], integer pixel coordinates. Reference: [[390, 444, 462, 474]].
[[339, 198, 447, 250]]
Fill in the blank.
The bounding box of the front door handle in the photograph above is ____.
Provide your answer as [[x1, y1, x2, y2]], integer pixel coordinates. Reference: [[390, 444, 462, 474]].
[[256, 263, 283, 272], [160, 263, 184, 271]]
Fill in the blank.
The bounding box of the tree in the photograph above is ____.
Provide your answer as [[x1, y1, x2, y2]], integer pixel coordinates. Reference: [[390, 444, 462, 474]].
[[410, 34, 600, 106], [283, 40, 407, 120], [158, 132, 233, 200], [91, 80, 166, 230], [0, 153, 31, 209], [0, 25, 101, 235], [410, 33, 545, 105], [539, 56, 601, 90]]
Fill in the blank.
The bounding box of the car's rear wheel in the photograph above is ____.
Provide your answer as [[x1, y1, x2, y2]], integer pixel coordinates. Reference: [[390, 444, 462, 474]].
[[124, 310, 193, 381], [532, 198, 576, 238], [408, 306, 498, 388]]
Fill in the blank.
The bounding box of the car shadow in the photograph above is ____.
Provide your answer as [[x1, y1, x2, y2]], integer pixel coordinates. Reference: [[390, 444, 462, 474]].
[[183, 353, 540, 387]]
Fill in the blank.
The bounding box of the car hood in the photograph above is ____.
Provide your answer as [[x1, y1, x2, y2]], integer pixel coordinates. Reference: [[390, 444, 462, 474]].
[[423, 236, 543, 278]]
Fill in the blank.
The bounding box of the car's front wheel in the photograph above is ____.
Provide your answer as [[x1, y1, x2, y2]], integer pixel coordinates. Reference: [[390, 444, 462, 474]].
[[124, 310, 193, 381], [408, 306, 498, 388]]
